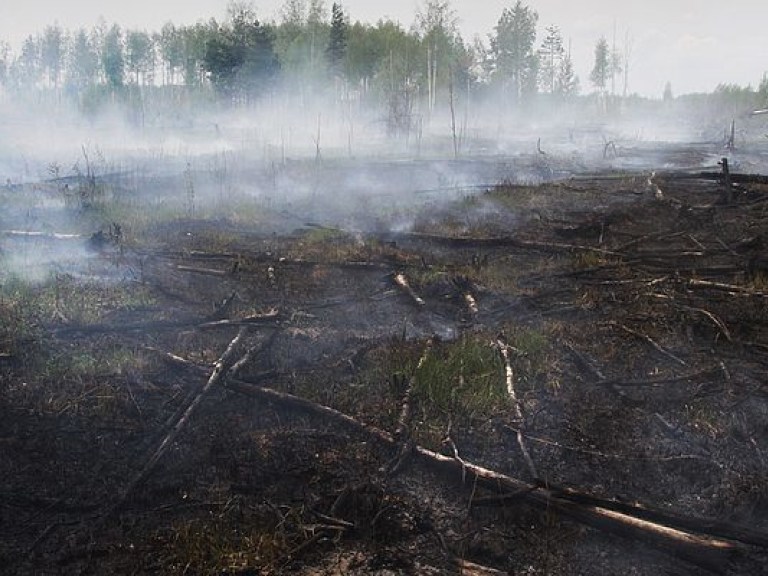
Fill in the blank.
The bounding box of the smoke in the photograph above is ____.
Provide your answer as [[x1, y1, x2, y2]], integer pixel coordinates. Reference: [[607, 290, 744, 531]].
[[2, 63, 763, 285]]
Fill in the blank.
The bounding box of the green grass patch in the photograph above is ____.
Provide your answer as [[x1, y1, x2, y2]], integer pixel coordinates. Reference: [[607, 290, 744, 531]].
[[0, 273, 155, 327], [507, 327, 551, 390], [413, 335, 508, 425]]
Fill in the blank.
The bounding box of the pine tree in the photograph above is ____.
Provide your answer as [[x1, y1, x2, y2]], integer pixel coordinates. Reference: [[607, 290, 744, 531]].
[[490, 1, 538, 102], [590, 37, 609, 94], [202, 8, 279, 102], [537, 25, 563, 94], [555, 53, 578, 98], [327, 2, 347, 79]]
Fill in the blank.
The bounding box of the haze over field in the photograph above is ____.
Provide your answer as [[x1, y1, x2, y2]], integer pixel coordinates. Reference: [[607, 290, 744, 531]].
[[2, 0, 767, 96], [1, 0, 767, 218]]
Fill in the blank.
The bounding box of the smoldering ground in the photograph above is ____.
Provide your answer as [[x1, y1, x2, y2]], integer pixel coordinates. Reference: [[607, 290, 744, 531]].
[[4, 79, 760, 285]]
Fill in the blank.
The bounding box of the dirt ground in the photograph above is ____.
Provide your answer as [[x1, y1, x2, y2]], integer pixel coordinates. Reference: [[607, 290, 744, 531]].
[[1, 145, 768, 575]]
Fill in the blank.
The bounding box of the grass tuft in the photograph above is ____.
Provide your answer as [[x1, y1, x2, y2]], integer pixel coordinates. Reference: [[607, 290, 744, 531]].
[[414, 335, 508, 425]]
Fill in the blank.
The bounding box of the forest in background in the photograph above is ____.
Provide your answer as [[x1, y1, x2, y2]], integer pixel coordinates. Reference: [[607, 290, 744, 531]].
[[1, 0, 767, 136]]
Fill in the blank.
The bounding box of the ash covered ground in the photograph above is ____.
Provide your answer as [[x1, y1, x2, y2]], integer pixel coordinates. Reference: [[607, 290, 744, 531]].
[[2, 113, 768, 575]]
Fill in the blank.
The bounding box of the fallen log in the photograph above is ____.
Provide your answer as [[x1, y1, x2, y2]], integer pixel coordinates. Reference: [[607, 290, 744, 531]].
[[684, 278, 768, 298], [50, 318, 196, 335], [598, 367, 721, 388], [542, 485, 768, 549], [499, 425, 706, 464], [563, 342, 635, 405], [42, 329, 258, 566], [139, 346, 765, 572], [213, 376, 746, 573], [677, 304, 733, 342], [659, 171, 768, 186], [393, 232, 623, 257], [617, 231, 689, 252], [175, 264, 229, 277], [1, 230, 84, 240], [50, 310, 283, 336], [165, 248, 396, 271], [198, 310, 284, 329]]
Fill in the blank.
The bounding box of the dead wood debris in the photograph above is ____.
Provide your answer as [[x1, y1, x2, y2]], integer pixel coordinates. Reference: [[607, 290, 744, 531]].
[[604, 321, 687, 367], [7, 158, 768, 575], [563, 342, 636, 405], [198, 309, 284, 329], [210, 372, 759, 574], [392, 272, 426, 307], [175, 264, 229, 277], [125, 341, 768, 573], [112, 326, 252, 511], [39, 328, 258, 567], [659, 168, 768, 186], [395, 231, 624, 257], [496, 336, 538, 479], [389, 340, 433, 474]]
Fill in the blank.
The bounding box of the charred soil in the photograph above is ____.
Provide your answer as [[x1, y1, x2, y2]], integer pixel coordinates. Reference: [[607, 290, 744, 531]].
[[1, 150, 768, 575]]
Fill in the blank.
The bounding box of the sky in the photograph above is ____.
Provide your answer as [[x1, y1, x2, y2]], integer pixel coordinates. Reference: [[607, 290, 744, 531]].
[[1, 0, 766, 97]]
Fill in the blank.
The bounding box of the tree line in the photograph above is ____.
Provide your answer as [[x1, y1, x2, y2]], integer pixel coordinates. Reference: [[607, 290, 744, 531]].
[[0, 0, 765, 123], [0, 3, 574, 100]]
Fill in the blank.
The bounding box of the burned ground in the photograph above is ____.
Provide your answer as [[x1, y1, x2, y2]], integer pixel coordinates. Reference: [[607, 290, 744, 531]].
[[1, 147, 768, 575]]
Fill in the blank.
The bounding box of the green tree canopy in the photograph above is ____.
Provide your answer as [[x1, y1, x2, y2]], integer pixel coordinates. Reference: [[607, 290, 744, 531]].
[[327, 2, 347, 78], [125, 30, 154, 85], [66, 29, 99, 89], [490, 1, 538, 102], [41, 24, 65, 87], [202, 7, 279, 102], [102, 24, 125, 87]]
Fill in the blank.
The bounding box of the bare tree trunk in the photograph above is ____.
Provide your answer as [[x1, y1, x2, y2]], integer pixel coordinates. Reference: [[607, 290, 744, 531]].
[[449, 77, 459, 159], [426, 46, 432, 115]]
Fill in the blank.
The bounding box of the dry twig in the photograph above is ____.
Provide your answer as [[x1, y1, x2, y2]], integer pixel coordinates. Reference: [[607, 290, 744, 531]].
[[605, 321, 687, 366], [393, 272, 426, 307], [113, 326, 250, 510], [496, 337, 538, 479]]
